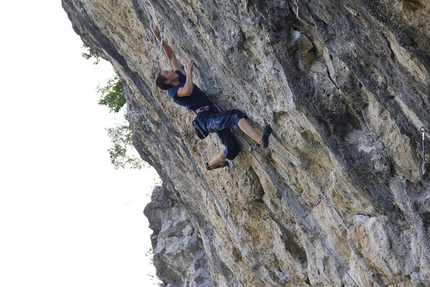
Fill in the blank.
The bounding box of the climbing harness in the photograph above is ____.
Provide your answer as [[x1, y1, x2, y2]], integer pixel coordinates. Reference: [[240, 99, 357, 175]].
[[234, 131, 360, 287], [421, 127, 427, 175], [302, 195, 323, 218]]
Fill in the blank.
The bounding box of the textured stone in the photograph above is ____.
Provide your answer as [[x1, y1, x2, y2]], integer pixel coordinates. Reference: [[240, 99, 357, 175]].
[[62, 0, 430, 286], [144, 186, 213, 286]]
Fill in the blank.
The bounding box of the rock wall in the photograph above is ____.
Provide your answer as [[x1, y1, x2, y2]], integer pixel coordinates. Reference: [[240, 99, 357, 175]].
[[62, 0, 430, 286]]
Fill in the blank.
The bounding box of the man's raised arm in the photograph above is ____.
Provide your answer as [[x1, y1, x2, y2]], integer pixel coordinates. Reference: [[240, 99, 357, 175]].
[[150, 23, 181, 71]]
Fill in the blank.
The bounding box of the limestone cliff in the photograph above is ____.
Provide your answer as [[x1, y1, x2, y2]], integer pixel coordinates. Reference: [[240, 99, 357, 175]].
[[62, 0, 430, 286]]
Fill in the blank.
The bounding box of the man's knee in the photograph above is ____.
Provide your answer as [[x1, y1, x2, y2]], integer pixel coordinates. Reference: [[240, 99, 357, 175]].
[[217, 127, 241, 160], [230, 109, 247, 124]]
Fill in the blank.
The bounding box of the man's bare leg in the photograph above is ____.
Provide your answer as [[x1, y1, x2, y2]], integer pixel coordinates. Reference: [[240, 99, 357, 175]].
[[238, 118, 262, 143], [207, 151, 228, 170], [206, 119, 272, 170], [238, 118, 272, 148]]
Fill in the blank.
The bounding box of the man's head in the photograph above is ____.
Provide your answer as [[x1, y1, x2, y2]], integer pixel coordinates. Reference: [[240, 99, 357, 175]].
[[156, 70, 178, 90]]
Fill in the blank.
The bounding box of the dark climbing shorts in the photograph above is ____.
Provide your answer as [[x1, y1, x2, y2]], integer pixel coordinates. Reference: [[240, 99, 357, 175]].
[[197, 107, 247, 160]]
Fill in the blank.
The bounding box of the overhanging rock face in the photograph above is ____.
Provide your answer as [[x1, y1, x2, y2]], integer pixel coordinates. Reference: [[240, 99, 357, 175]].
[[62, 0, 430, 286]]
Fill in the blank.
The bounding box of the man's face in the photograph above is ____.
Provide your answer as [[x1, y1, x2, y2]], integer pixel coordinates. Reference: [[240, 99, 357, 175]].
[[161, 70, 178, 84]]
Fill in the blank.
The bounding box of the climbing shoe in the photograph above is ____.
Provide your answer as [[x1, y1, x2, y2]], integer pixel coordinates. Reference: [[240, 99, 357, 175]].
[[260, 124, 272, 148], [206, 161, 229, 170]]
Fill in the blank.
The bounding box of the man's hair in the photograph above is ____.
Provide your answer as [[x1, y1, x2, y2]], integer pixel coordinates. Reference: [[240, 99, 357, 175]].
[[156, 72, 171, 90]]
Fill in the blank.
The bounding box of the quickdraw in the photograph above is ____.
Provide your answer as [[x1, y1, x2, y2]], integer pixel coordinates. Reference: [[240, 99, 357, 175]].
[[159, 32, 164, 51], [302, 195, 323, 218], [421, 127, 427, 175]]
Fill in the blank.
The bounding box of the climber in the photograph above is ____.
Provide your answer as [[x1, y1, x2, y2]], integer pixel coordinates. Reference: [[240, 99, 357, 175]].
[[150, 23, 272, 170]]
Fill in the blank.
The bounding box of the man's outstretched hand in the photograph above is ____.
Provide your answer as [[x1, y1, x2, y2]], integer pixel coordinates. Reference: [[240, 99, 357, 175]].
[[186, 60, 194, 74], [150, 22, 161, 41]]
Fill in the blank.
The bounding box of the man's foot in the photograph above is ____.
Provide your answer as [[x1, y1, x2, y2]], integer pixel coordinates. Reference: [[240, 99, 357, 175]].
[[206, 161, 229, 170], [260, 124, 272, 148]]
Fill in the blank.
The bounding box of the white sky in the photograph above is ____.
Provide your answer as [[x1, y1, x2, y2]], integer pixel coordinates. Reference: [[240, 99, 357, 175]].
[[0, 1, 161, 286]]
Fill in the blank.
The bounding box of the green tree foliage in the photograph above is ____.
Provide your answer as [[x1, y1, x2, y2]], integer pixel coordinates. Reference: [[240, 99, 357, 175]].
[[97, 76, 126, 113], [81, 44, 100, 65], [106, 125, 143, 169], [82, 43, 142, 169]]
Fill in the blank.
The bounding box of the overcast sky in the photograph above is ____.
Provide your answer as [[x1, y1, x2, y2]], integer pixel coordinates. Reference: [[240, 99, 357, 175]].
[[0, 1, 160, 286]]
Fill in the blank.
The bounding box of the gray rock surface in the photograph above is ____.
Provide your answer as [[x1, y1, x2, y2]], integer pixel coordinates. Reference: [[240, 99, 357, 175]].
[[62, 0, 430, 286], [144, 186, 213, 286]]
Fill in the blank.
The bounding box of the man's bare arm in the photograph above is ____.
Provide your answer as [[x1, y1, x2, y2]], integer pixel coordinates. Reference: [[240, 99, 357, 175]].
[[150, 23, 181, 71], [176, 60, 194, 97]]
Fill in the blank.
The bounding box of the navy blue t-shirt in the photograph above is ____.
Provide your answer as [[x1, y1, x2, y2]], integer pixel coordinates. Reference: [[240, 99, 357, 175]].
[[167, 70, 212, 111]]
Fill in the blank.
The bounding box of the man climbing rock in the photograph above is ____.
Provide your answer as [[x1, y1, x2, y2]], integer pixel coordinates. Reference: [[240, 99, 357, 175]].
[[151, 23, 272, 170]]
